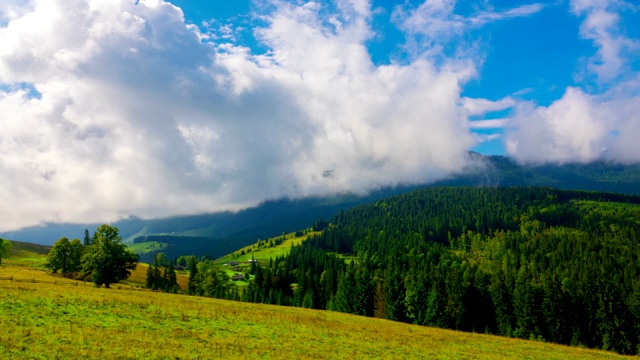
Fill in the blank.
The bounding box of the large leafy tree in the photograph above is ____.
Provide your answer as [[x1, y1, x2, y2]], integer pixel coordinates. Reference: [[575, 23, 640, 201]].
[[0, 238, 11, 265], [82, 224, 138, 288], [46, 237, 83, 274]]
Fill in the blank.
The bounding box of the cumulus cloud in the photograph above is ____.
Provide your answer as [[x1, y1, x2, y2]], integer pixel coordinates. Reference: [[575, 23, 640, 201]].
[[505, 0, 640, 164], [0, 0, 490, 231], [505, 87, 608, 163]]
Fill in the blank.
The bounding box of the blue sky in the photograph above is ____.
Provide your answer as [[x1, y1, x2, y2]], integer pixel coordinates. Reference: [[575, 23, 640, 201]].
[[0, 0, 639, 229]]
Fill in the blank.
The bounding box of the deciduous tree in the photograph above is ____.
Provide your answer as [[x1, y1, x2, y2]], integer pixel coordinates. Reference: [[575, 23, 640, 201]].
[[46, 237, 83, 275], [82, 224, 138, 288], [0, 238, 11, 265]]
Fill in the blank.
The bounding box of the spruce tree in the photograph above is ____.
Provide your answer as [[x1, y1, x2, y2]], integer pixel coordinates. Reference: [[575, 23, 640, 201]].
[[165, 263, 178, 293], [146, 263, 155, 289], [187, 257, 198, 295], [83, 229, 91, 247]]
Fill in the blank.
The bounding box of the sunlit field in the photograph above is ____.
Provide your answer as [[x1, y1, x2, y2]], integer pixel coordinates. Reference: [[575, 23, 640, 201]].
[[0, 263, 630, 359], [215, 230, 319, 265]]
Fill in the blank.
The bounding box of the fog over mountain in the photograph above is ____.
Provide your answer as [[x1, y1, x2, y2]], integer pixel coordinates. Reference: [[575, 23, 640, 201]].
[[0, 0, 638, 232], [4, 155, 640, 254]]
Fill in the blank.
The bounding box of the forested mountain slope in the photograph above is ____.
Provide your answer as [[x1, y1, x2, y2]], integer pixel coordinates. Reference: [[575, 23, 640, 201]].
[[208, 187, 640, 355]]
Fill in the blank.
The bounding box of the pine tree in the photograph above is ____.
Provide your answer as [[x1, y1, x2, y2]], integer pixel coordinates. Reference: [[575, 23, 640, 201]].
[[513, 267, 537, 339], [83, 229, 91, 247], [425, 282, 447, 328], [165, 263, 178, 293], [187, 257, 198, 295], [490, 270, 513, 336], [384, 268, 407, 322], [405, 274, 429, 325], [333, 266, 356, 313], [250, 254, 257, 275], [146, 263, 155, 289], [353, 267, 374, 316], [541, 273, 567, 343]]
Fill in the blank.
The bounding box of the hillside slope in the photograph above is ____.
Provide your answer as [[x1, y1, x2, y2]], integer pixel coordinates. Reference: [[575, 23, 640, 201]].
[[0, 265, 628, 359], [223, 187, 640, 355]]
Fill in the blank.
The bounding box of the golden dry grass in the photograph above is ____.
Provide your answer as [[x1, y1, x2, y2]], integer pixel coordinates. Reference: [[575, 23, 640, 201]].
[[125, 263, 189, 291], [0, 264, 630, 360]]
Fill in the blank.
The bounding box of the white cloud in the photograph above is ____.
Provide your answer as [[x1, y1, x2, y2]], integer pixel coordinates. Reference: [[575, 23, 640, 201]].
[[461, 96, 515, 117], [506, 80, 640, 164], [469, 119, 510, 129], [505, 0, 640, 164], [0, 0, 481, 231], [570, 0, 639, 82], [505, 87, 608, 163], [393, 1, 545, 46], [475, 133, 501, 143]]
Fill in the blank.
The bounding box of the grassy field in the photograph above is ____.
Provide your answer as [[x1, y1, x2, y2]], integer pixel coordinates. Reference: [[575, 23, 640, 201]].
[[215, 230, 319, 265], [0, 247, 632, 359], [213, 230, 318, 285], [0, 266, 631, 360], [5, 240, 50, 268], [2, 241, 189, 291], [126, 241, 169, 255]]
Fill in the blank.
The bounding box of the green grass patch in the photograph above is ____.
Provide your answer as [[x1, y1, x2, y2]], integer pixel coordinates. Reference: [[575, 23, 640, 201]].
[[0, 249, 631, 360], [5, 241, 49, 268], [215, 230, 319, 266], [0, 264, 629, 359], [126, 242, 168, 255]]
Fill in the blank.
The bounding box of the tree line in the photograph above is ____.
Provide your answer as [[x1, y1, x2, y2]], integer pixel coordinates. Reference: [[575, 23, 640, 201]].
[[46, 224, 138, 288], [145, 252, 179, 293]]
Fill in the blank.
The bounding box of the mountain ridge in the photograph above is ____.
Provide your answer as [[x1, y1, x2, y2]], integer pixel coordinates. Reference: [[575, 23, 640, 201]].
[[3, 154, 640, 259]]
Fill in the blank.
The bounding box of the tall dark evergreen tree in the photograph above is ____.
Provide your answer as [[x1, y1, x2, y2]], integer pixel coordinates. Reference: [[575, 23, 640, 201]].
[[164, 263, 178, 293], [83, 229, 91, 247], [187, 256, 198, 295]]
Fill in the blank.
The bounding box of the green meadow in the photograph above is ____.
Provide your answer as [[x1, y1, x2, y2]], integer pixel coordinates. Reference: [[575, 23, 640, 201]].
[[126, 241, 169, 255], [211, 230, 320, 286], [214, 230, 319, 265], [0, 244, 631, 359]]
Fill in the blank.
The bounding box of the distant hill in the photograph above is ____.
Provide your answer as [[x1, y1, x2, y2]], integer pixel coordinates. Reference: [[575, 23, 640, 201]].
[[444, 154, 640, 193], [3, 155, 640, 260], [8, 240, 51, 256]]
